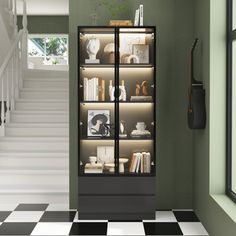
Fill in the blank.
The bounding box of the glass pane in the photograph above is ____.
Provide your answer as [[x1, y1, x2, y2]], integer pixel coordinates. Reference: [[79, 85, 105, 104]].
[[80, 140, 115, 175], [79, 28, 115, 65], [119, 103, 154, 175], [119, 28, 154, 65], [46, 37, 68, 57], [232, 40, 236, 193], [28, 38, 45, 57]]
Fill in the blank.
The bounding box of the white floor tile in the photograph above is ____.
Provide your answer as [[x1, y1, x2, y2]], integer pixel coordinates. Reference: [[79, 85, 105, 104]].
[[46, 204, 70, 211], [179, 222, 208, 235], [143, 211, 177, 222], [107, 222, 145, 235], [5, 211, 44, 222], [0, 204, 18, 211], [31, 222, 72, 235], [73, 212, 108, 222]]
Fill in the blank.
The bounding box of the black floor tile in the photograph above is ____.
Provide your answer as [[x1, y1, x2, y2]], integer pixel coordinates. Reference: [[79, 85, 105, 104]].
[[15, 204, 48, 211], [173, 210, 200, 222], [70, 222, 107, 235], [0, 212, 11, 222], [40, 211, 76, 222], [0, 222, 36, 235], [144, 222, 183, 235]]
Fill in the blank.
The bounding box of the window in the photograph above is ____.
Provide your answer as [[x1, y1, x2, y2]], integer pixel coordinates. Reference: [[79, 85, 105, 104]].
[[28, 35, 68, 66], [227, 0, 236, 203]]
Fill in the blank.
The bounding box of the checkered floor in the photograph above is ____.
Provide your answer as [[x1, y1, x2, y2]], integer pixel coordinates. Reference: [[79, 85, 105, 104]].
[[0, 204, 208, 235]]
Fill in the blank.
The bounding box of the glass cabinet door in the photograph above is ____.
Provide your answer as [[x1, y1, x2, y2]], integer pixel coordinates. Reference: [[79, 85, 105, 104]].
[[118, 27, 156, 175], [79, 27, 116, 175]]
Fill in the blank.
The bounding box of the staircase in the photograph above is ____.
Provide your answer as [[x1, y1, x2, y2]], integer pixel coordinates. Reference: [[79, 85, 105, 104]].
[[0, 69, 69, 203], [0, 0, 69, 203]]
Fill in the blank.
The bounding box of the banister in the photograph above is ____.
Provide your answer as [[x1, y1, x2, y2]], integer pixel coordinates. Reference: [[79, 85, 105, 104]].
[[0, 30, 23, 78]]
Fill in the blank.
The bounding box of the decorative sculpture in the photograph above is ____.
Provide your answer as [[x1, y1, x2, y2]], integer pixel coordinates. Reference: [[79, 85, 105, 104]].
[[85, 37, 100, 63], [109, 80, 127, 101]]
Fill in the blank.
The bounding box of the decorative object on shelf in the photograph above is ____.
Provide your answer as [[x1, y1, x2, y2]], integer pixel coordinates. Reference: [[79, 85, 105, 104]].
[[134, 8, 140, 26], [84, 163, 103, 174], [119, 120, 127, 138], [133, 44, 149, 63], [97, 146, 114, 164], [125, 54, 140, 64], [131, 80, 152, 101], [109, 80, 127, 101], [87, 110, 110, 137], [141, 81, 149, 96], [109, 20, 133, 26], [129, 152, 151, 173], [104, 43, 115, 63], [85, 37, 100, 64], [130, 122, 151, 138], [104, 163, 115, 173], [119, 158, 129, 173], [120, 34, 146, 62], [89, 156, 97, 165], [139, 4, 144, 26], [109, 80, 115, 101]]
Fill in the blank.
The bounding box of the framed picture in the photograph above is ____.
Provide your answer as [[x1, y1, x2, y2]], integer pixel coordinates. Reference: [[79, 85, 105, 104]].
[[119, 34, 146, 57], [87, 109, 110, 137], [132, 44, 149, 63]]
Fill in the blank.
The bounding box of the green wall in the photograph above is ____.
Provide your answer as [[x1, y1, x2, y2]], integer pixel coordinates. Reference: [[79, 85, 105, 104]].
[[69, 0, 194, 209], [193, 0, 236, 235], [17, 16, 69, 34]]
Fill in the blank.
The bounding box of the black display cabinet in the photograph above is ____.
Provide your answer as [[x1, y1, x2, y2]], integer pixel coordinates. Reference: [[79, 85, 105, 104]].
[[78, 26, 156, 220]]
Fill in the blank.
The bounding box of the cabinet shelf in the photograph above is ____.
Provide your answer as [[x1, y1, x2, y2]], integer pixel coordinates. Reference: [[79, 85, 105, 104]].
[[80, 64, 154, 68]]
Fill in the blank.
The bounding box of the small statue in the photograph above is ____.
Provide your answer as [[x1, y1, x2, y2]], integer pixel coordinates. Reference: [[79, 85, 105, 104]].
[[109, 80, 126, 101], [85, 36, 100, 63], [135, 84, 141, 96], [141, 80, 149, 96]]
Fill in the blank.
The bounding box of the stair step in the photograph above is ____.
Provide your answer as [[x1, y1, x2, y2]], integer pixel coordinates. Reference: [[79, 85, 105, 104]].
[[5, 123, 69, 137], [0, 169, 69, 193], [0, 152, 68, 170], [0, 137, 69, 151], [20, 88, 68, 100], [24, 69, 69, 79], [10, 110, 69, 123], [23, 78, 68, 89], [15, 99, 69, 111]]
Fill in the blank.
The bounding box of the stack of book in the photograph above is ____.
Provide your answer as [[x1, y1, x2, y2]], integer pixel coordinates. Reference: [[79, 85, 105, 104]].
[[84, 163, 103, 174], [129, 152, 151, 173], [83, 77, 105, 101]]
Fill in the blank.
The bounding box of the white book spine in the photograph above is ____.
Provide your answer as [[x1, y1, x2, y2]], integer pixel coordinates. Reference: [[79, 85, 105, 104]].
[[146, 152, 151, 173], [134, 9, 140, 26], [139, 5, 143, 26], [88, 79, 91, 101], [95, 77, 99, 101], [136, 153, 141, 173], [132, 153, 138, 173], [83, 78, 87, 101]]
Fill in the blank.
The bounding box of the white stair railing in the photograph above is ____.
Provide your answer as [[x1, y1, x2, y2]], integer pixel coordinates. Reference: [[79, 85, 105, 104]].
[[0, 0, 28, 136]]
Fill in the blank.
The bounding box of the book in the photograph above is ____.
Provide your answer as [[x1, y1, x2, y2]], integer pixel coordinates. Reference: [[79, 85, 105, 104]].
[[84, 163, 103, 174], [134, 9, 140, 26], [109, 20, 133, 26], [130, 96, 153, 102], [99, 79, 105, 101], [139, 5, 143, 26]]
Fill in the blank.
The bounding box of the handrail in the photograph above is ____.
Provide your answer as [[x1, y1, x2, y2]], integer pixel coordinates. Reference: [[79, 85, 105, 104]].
[[0, 30, 23, 78], [0, 0, 28, 136]]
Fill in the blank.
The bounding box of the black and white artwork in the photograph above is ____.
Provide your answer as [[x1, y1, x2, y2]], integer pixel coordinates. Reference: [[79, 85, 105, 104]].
[[87, 110, 110, 137], [133, 44, 149, 63]]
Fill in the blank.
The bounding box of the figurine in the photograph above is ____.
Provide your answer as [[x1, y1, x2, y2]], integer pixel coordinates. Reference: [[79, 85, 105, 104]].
[[104, 43, 115, 63], [119, 120, 127, 138], [141, 80, 149, 96], [135, 84, 141, 96], [109, 80, 126, 101], [85, 36, 100, 63]]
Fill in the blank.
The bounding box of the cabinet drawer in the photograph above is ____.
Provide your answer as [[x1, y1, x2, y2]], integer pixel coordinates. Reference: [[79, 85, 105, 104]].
[[79, 195, 155, 213], [79, 177, 155, 195]]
